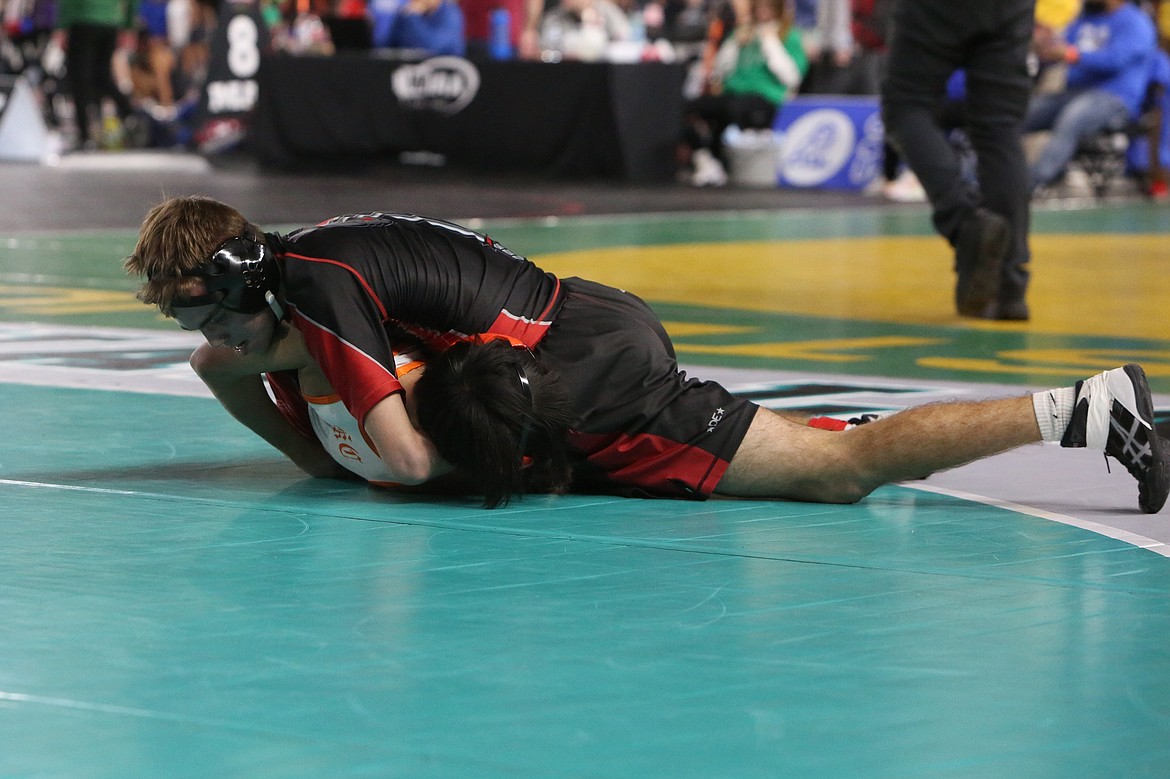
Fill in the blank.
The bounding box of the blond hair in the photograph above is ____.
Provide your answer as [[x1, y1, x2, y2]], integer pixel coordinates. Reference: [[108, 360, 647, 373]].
[[124, 196, 260, 314]]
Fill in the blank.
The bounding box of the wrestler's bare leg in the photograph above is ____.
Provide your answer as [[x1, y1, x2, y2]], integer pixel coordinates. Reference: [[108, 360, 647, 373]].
[[716, 397, 1040, 503]]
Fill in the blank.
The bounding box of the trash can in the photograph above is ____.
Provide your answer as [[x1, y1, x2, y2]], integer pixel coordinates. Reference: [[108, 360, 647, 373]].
[[723, 125, 781, 188]]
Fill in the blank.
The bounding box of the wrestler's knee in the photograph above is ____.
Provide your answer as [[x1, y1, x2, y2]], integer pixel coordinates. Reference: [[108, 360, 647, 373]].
[[719, 409, 877, 503], [795, 460, 873, 504]]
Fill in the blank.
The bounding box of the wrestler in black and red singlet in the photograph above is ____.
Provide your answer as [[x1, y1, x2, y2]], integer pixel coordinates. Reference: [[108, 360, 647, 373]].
[[270, 213, 562, 423], [268, 212, 758, 499]]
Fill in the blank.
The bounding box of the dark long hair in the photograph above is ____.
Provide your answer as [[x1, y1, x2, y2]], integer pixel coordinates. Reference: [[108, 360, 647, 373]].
[[415, 340, 575, 508]]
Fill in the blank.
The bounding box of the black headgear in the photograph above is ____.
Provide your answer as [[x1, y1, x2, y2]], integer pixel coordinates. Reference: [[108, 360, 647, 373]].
[[173, 236, 281, 314]]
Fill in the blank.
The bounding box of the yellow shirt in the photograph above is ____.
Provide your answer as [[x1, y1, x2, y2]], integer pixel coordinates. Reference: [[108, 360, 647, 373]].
[[1035, 0, 1080, 31]]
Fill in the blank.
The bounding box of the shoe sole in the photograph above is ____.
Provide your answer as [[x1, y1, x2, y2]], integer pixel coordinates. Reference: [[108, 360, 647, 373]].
[[1122, 364, 1169, 514], [993, 301, 1030, 321], [956, 218, 1010, 317]]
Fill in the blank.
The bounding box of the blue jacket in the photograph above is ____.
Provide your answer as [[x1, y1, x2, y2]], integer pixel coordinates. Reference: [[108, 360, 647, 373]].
[[1127, 49, 1170, 170], [792, 0, 817, 30], [371, 0, 466, 57], [1065, 2, 1157, 116]]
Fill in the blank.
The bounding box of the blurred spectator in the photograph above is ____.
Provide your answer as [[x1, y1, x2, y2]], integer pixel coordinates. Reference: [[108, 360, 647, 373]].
[[790, 0, 815, 31], [829, 1, 923, 201], [788, 0, 816, 59], [661, 0, 710, 55], [463, 0, 543, 59], [539, 0, 632, 61], [371, 0, 465, 56], [683, 0, 806, 185], [1035, 0, 1082, 32], [172, 0, 215, 98], [793, 0, 918, 199], [54, 0, 138, 149], [611, 0, 652, 41], [116, 0, 214, 146], [799, 0, 893, 95], [324, 0, 374, 52], [3, 0, 59, 71], [132, 0, 175, 115], [1032, 0, 1083, 93], [2, 0, 65, 130], [605, 0, 681, 61], [799, 0, 848, 93], [1026, 0, 1158, 192], [1135, 46, 1169, 197], [682, 0, 746, 98], [276, 10, 335, 54]]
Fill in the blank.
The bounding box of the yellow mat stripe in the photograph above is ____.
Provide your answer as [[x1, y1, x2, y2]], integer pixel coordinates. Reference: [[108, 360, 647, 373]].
[[536, 234, 1170, 342]]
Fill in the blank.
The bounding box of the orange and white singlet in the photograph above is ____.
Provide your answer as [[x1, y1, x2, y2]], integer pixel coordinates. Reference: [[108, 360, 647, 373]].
[[303, 352, 424, 486]]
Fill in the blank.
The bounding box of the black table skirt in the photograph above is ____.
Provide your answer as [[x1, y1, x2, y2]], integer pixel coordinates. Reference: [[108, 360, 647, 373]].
[[251, 54, 686, 182]]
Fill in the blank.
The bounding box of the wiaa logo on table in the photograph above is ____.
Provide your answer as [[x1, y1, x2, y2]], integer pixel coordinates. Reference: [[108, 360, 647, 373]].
[[392, 57, 480, 115], [779, 108, 857, 187]]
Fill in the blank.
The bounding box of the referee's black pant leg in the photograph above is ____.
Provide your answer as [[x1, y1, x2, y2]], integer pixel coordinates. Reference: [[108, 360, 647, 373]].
[[963, 2, 1035, 302], [881, 6, 971, 245]]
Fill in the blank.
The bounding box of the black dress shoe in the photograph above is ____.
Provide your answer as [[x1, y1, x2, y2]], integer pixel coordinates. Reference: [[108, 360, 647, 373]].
[[954, 209, 1011, 316], [968, 297, 1030, 321]]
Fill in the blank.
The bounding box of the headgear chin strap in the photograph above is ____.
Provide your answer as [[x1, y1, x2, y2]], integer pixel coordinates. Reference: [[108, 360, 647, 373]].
[[173, 236, 283, 318]]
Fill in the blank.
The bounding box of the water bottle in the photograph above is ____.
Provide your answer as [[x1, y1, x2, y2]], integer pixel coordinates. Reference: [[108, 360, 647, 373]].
[[101, 113, 125, 150], [630, 11, 646, 44], [490, 8, 514, 60]]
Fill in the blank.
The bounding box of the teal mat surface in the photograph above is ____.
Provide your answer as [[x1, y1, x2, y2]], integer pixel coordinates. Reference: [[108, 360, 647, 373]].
[[4, 195, 1170, 777], [4, 384, 1169, 777]]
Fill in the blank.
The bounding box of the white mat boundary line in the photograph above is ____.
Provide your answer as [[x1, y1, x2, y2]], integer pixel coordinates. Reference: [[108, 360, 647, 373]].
[[905, 482, 1170, 558]]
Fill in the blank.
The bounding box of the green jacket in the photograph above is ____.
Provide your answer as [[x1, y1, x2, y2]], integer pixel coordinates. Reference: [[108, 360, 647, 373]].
[[56, 0, 137, 29], [721, 26, 808, 106]]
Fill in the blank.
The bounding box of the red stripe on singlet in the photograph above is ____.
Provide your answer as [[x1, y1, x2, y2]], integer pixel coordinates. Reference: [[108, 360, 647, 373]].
[[283, 252, 390, 321], [293, 311, 403, 425], [484, 278, 561, 348], [568, 430, 730, 498]]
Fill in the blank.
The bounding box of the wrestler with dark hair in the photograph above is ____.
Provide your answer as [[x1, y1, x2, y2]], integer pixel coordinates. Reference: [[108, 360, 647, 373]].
[[126, 196, 1168, 514], [415, 338, 574, 507]]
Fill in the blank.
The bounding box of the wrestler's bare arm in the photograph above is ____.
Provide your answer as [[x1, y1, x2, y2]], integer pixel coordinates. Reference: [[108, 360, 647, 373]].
[[188, 326, 347, 478], [362, 393, 452, 485]]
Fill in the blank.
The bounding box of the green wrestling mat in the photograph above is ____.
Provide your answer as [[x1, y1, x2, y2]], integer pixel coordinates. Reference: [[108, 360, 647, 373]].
[[2, 202, 1169, 777]]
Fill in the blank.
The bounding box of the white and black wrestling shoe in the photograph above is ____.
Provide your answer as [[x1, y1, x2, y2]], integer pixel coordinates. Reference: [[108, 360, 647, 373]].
[[1061, 364, 1169, 514]]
